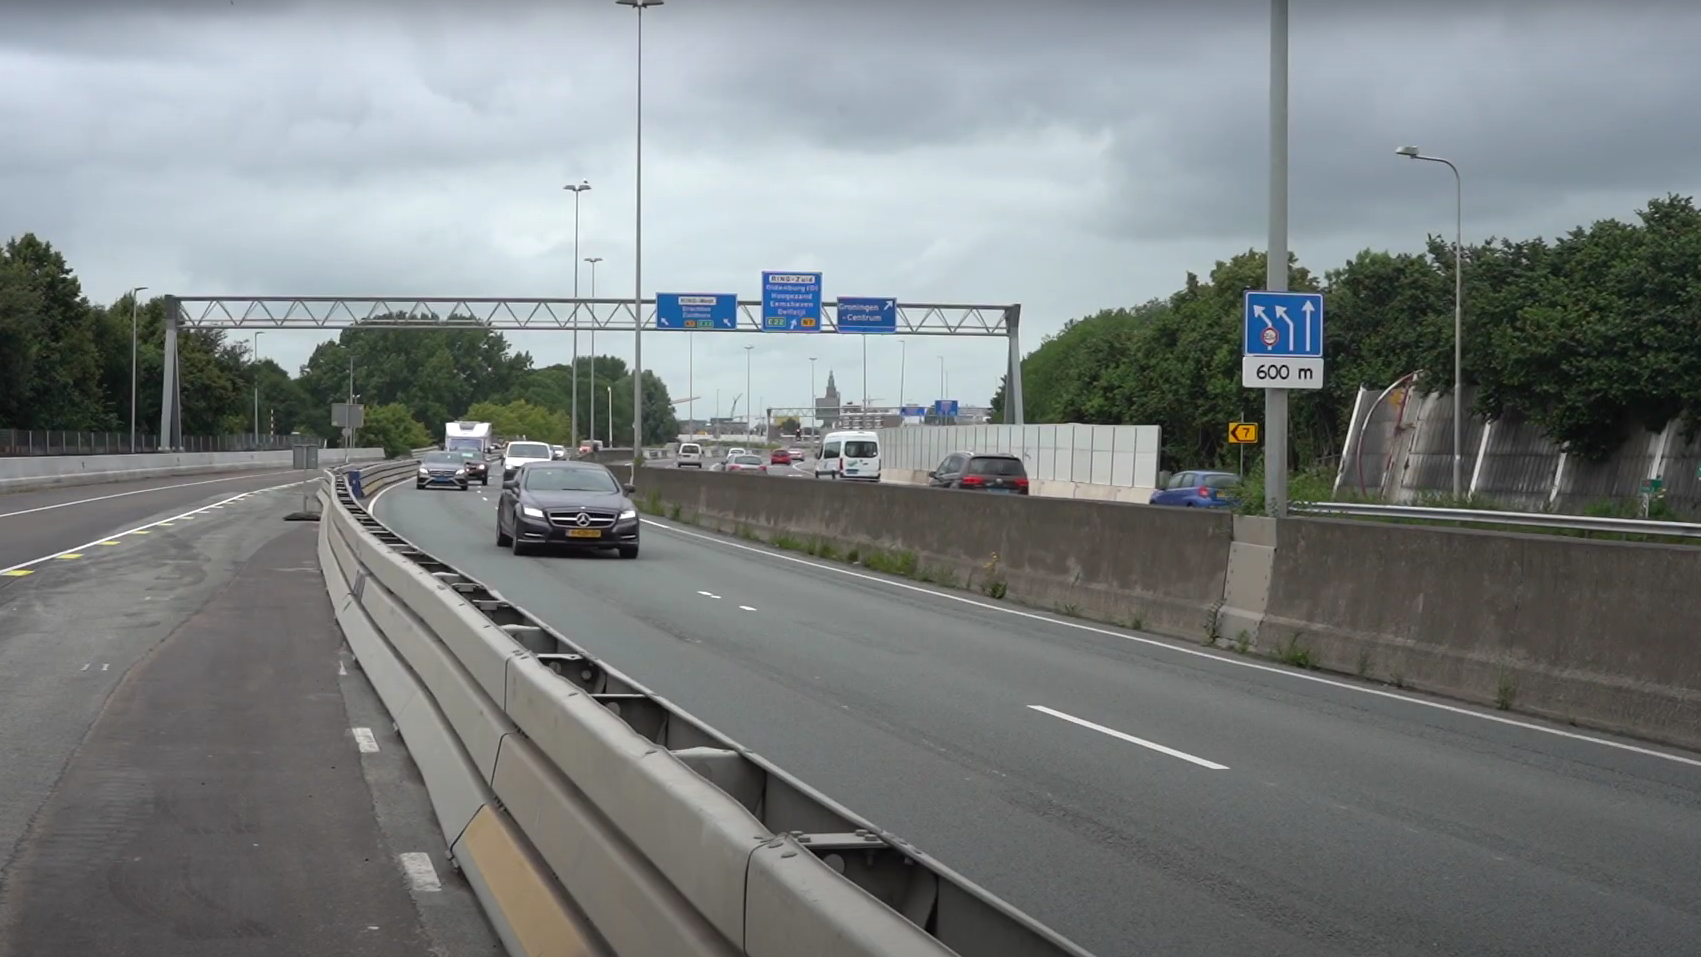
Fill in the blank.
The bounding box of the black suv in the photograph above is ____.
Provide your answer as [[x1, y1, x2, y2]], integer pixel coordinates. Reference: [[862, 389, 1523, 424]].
[[927, 451, 1030, 494], [454, 449, 489, 485]]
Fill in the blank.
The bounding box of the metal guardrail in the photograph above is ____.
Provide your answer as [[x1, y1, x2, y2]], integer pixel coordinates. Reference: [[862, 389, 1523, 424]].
[[0, 428, 308, 457], [319, 465, 1095, 957], [1292, 501, 1701, 539]]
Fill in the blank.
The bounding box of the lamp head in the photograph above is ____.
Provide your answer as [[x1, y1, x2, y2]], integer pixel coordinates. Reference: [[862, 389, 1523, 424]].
[[1395, 145, 1421, 158]]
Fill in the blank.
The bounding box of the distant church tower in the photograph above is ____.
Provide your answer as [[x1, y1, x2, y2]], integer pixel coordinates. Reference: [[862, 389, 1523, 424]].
[[817, 371, 841, 429]]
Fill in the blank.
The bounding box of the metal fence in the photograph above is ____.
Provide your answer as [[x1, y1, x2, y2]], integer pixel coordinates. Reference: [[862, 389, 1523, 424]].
[[0, 429, 306, 457]]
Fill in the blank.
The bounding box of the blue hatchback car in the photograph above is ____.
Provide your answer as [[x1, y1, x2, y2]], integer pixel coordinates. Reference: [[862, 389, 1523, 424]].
[[1150, 470, 1240, 508]]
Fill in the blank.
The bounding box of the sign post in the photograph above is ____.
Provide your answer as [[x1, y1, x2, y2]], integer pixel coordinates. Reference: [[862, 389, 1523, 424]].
[[1242, 288, 1323, 513], [1229, 421, 1260, 477]]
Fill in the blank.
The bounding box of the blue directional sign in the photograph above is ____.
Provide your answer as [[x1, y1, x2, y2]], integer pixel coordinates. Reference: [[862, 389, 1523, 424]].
[[932, 399, 959, 417], [900, 405, 927, 417], [1243, 290, 1324, 357], [836, 296, 897, 334], [656, 293, 738, 331], [761, 271, 823, 332]]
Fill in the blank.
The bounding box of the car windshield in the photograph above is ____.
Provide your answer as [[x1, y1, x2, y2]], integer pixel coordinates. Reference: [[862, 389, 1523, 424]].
[[458, 451, 479, 460], [680, 445, 700, 454], [844, 441, 878, 458], [508, 443, 551, 459], [523, 468, 620, 493], [1203, 473, 1241, 490], [445, 437, 482, 451], [734, 455, 763, 465], [968, 456, 1024, 476], [423, 452, 461, 465]]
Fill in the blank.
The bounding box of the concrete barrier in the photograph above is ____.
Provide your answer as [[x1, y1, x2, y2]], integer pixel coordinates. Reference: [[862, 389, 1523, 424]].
[[633, 468, 1701, 751], [1261, 517, 1701, 751], [636, 467, 1232, 640], [318, 467, 1097, 957], [880, 467, 1157, 506], [0, 447, 386, 494]]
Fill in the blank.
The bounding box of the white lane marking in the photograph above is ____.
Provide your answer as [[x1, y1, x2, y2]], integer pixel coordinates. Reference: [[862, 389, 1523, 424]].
[[101, 663, 110, 672], [80, 663, 90, 671], [0, 470, 301, 522], [338, 659, 348, 676], [640, 519, 1701, 770], [739, 604, 757, 611], [0, 481, 302, 578], [1030, 705, 1230, 770], [351, 727, 380, 753], [399, 852, 441, 892], [697, 590, 721, 600]]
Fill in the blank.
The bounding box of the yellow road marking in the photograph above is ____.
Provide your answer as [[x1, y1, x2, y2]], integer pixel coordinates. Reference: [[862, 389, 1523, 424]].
[[55, 553, 83, 560], [100, 541, 121, 546], [2, 570, 33, 577]]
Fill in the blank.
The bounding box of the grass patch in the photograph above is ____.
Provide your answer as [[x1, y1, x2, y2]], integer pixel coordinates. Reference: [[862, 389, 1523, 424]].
[[667, 502, 682, 521], [976, 552, 1009, 600], [735, 523, 760, 541], [639, 489, 665, 515], [1356, 648, 1372, 678], [770, 532, 805, 552], [1273, 632, 1315, 669], [1495, 670, 1518, 711], [1234, 629, 1251, 654], [1203, 600, 1224, 647]]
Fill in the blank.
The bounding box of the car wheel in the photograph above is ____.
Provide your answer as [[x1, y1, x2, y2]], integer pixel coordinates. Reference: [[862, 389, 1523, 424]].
[[496, 521, 512, 547], [481, 477, 489, 486], [511, 533, 531, 556], [617, 545, 639, 559]]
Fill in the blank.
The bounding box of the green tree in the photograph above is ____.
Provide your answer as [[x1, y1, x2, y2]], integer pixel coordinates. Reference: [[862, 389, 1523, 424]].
[[357, 403, 432, 458], [778, 415, 801, 434], [464, 399, 568, 444]]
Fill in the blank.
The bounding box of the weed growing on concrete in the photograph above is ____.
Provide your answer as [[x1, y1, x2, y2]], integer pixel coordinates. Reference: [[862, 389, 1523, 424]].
[[667, 502, 682, 521], [1128, 613, 1146, 631], [1204, 600, 1224, 647], [978, 552, 1008, 600], [771, 533, 804, 552], [1389, 669, 1406, 689], [735, 523, 759, 541], [643, 490, 664, 515], [1233, 629, 1250, 653], [846, 547, 861, 564], [1356, 649, 1372, 678], [1056, 602, 1081, 618], [817, 540, 841, 561], [1275, 632, 1315, 669], [1495, 671, 1518, 711], [930, 566, 959, 588]]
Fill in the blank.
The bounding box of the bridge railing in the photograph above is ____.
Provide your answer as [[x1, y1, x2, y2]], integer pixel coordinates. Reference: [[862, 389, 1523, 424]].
[[0, 428, 306, 456]]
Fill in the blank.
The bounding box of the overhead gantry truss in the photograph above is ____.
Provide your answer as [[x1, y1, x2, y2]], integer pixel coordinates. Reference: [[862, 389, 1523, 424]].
[[155, 295, 1027, 448], [168, 296, 1017, 337]]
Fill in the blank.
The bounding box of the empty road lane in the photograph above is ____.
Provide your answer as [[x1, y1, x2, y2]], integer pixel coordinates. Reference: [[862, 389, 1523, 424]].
[[376, 482, 1701, 957]]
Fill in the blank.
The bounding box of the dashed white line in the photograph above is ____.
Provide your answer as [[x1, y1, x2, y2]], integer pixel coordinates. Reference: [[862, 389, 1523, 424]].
[[697, 590, 721, 600], [80, 663, 90, 672], [738, 605, 757, 611], [1030, 705, 1230, 770], [351, 727, 380, 753], [101, 663, 111, 672], [639, 517, 1701, 770], [398, 852, 442, 892], [338, 659, 348, 676]]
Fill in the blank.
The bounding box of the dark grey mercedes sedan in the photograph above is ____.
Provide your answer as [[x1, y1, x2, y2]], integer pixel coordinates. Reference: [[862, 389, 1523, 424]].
[[495, 461, 640, 559]]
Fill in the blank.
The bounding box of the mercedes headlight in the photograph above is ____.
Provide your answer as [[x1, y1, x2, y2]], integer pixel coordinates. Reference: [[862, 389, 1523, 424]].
[[418, 466, 429, 476], [455, 468, 466, 476], [521, 505, 545, 519], [619, 508, 637, 520]]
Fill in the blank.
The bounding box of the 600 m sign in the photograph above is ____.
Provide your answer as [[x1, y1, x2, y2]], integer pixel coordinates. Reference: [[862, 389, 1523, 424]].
[[1241, 356, 1323, 390]]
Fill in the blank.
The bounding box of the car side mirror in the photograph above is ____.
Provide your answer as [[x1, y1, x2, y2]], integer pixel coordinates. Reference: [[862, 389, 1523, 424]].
[[623, 483, 636, 495], [927, 470, 937, 479], [503, 478, 518, 490]]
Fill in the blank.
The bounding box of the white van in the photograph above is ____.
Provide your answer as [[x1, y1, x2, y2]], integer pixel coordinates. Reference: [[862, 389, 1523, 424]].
[[814, 430, 881, 482], [677, 442, 703, 468]]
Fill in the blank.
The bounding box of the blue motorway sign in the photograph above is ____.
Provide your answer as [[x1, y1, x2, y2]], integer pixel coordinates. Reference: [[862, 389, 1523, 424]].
[[1243, 290, 1324, 357], [761, 271, 823, 332], [900, 405, 927, 417], [656, 293, 738, 331], [931, 399, 959, 417], [836, 296, 897, 334]]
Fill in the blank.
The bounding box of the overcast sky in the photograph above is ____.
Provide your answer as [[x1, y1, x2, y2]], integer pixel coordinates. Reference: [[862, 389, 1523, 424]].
[[4, 0, 1698, 420]]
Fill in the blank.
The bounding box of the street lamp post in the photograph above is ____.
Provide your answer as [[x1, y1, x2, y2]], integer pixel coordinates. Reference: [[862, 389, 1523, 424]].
[[936, 355, 945, 399], [585, 256, 603, 445], [897, 339, 907, 412], [565, 180, 591, 444], [251, 331, 265, 445], [617, 0, 662, 459], [1266, 0, 1291, 515], [743, 344, 754, 436], [1395, 144, 1465, 498], [808, 357, 817, 433], [128, 286, 148, 451]]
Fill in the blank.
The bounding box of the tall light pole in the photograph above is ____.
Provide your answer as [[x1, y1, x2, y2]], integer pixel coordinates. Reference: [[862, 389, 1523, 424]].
[[565, 180, 591, 444], [808, 357, 817, 432], [936, 355, 946, 399], [617, 0, 662, 457], [128, 286, 148, 451], [743, 344, 754, 436], [1265, 0, 1291, 515], [585, 256, 603, 445], [897, 338, 907, 412], [1396, 145, 1465, 498], [251, 331, 265, 445]]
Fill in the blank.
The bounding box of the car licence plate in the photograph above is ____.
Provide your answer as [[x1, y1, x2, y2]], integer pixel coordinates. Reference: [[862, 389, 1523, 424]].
[[566, 528, 601, 539]]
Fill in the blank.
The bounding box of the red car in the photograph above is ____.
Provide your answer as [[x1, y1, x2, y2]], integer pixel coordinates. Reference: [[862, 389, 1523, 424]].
[[770, 449, 792, 466]]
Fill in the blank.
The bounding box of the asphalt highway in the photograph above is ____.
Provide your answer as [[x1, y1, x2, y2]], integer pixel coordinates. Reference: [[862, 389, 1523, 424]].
[[0, 477, 499, 955], [375, 482, 1701, 957]]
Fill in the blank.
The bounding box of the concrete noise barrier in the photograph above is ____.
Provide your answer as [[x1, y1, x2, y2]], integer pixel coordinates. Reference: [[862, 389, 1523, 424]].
[[315, 471, 1096, 957], [0, 447, 388, 494]]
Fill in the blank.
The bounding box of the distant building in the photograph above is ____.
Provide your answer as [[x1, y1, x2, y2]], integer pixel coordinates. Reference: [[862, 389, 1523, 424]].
[[815, 371, 842, 429]]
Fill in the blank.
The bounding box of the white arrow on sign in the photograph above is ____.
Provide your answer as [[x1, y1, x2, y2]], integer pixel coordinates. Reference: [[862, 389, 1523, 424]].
[[1274, 305, 1296, 350], [1301, 299, 1315, 353], [1252, 305, 1275, 350]]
